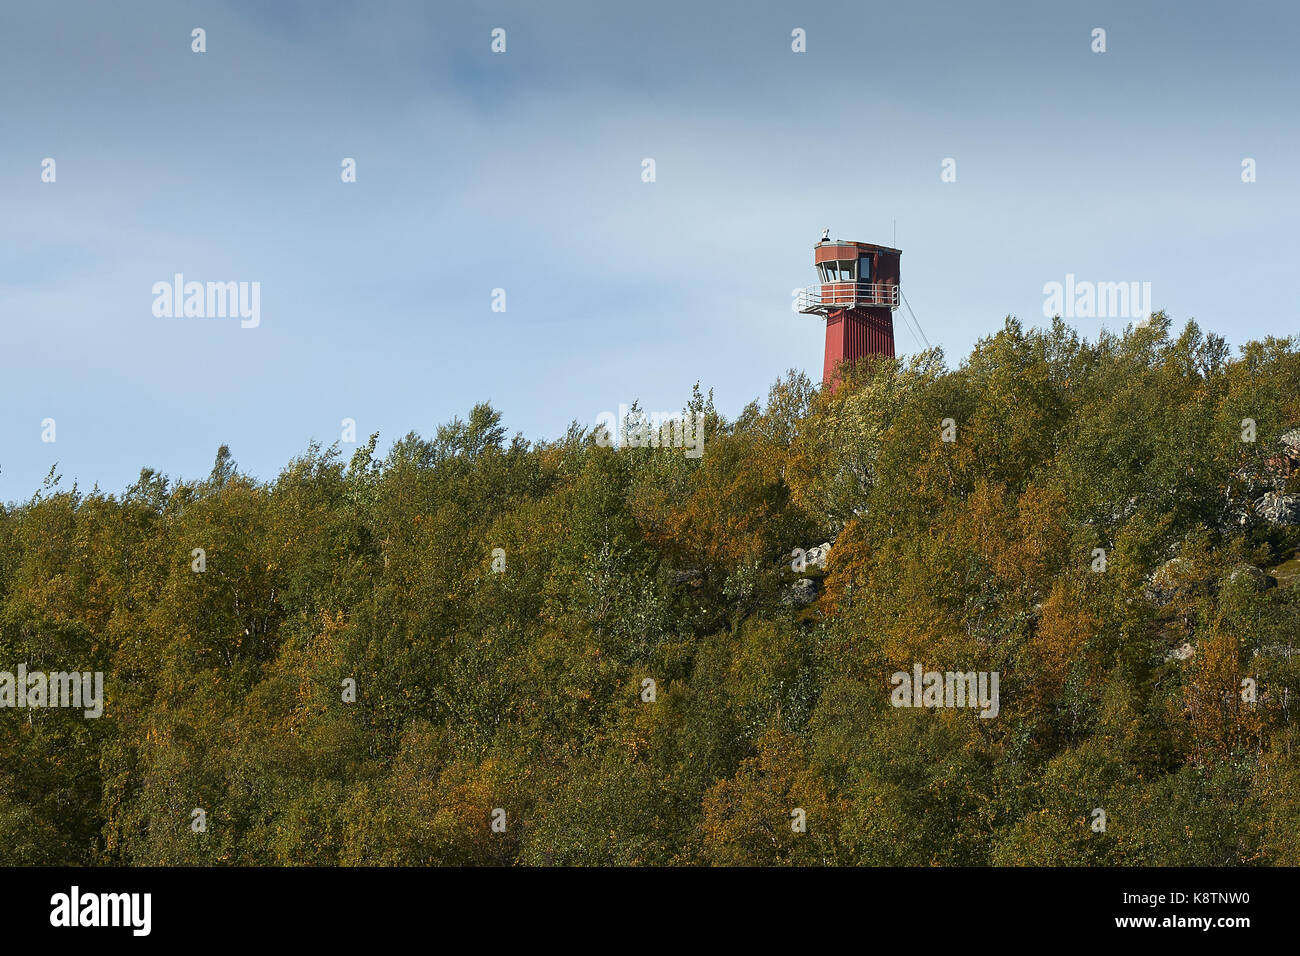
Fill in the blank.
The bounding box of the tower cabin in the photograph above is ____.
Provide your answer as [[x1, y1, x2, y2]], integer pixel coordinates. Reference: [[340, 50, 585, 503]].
[[796, 236, 901, 386]]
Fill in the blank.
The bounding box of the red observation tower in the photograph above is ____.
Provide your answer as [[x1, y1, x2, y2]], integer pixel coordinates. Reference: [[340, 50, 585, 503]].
[[796, 234, 901, 385]]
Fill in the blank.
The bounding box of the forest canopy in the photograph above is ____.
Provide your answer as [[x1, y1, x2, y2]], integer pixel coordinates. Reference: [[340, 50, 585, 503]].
[[2, 314, 1298, 866]]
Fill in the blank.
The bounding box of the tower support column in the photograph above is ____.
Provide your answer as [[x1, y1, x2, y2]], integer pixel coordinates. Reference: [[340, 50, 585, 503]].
[[822, 307, 895, 385]]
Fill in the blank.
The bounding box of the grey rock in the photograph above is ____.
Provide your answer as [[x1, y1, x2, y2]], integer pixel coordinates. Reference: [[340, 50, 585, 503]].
[[781, 578, 819, 607], [1225, 563, 1276, 592], [806, 543, 832, 569], [1256, 493, 1300, 527], [1146, 558, 1190, 605]]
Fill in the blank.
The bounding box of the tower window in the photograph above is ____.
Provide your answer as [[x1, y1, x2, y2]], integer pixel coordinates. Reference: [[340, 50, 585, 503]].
[[859, 256, 872, 281], [821, 260, 860, 281]]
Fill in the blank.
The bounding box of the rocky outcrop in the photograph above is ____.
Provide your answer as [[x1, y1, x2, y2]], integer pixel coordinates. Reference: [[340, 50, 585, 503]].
[[1227, 428, 1299, 528], [1225, 563, 1277, 592], [1146, 558, 1194, 605], [1280, 428, 1300, 458], [806, 543, 831, 568], [1256, 492, 1300, 527], [1146, 559, 1277, 606], [781, 578, 819, 606]]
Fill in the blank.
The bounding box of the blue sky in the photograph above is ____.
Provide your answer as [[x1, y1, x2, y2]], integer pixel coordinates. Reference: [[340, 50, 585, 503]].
[[2, 0, 1297, 499]]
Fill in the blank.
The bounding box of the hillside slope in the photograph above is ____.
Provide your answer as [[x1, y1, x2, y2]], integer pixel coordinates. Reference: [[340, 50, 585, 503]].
[[2, 315, 1298, 866]]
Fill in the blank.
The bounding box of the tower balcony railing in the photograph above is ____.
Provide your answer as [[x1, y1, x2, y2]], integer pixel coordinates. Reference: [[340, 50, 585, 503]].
[[796, 281, 900, 314]]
